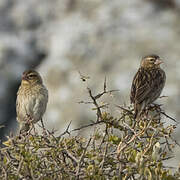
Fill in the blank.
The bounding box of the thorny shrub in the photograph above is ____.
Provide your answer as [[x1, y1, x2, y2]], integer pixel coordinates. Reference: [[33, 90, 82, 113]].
[[0, 78, 180, 180]]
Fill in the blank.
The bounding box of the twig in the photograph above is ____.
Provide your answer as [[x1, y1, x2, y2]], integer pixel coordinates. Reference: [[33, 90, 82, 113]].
[[87, 88, 102, 122], [159, 95, 168, 99], [76, 138, 92, 179], [41, 119, 46, 131], [81, 78, 119, 122], [2, 166, 8, 180], [122, 122, 137, 135], [161, 156, 174, 161], [70, 120, 104, 133], [143, 131, 156, 156], [116, 105, 134, 115], [162, 165, 176, 169], [117, 119, 152, 159], [78, 101, 92, 104], [92, 103, 109, 110], [99, 142, 108, 169], [99, 125, 108, 150], [17, 157, 24, 177], [62, 149, 78, 167], [170, 136, 180, 147], [94, 89, 119, 100], [36, 124, 59, 143], [160, 111, 178, 123], [58, 121, 72, 138]]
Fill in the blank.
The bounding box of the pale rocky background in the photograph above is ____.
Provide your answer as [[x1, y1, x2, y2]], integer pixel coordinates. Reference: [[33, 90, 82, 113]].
[[0, 0, 180, 168]]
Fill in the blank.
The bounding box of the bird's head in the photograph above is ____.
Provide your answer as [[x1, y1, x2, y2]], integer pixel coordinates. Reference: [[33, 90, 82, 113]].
[[21, 70, 43, 85], [141, 54, 163, 69]]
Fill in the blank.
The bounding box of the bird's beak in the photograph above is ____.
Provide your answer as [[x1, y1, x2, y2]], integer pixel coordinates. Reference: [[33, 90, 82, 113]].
[[155, 58, 163, 65], [22, 74, 28, 81]]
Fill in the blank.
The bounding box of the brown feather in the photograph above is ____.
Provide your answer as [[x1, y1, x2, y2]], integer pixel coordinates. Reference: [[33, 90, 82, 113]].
[[130, 55, 166, 119]]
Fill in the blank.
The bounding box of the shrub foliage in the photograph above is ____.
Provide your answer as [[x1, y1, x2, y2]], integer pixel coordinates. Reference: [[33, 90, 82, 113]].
[[0, 79, 179, 180]]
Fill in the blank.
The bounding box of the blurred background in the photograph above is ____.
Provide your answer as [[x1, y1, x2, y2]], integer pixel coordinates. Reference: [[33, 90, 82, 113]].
[[0, 0, 180, 168]]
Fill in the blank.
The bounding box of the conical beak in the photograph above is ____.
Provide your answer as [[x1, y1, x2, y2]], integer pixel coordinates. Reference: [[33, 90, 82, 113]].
[[22, 74, 28, 80], [155, 58, 163, 65]]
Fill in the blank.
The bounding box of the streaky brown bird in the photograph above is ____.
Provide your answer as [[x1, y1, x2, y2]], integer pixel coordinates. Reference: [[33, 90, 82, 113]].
[[16, 70, 48, 133], [130, 54, 166, 119]]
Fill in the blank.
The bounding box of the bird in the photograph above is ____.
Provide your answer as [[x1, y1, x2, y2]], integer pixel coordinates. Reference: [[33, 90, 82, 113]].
[[130, 54, 166, 119], [16, 70, 48, 133]]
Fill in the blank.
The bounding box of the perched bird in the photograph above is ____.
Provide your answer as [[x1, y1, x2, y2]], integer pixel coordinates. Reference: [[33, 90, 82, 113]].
[[130, 54, 166, 119], [16, 70, 48, 133]]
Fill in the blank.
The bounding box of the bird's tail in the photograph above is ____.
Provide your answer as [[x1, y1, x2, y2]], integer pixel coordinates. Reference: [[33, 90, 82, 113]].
[[134, 102, 145, 120], [134, 110, 138, 119]]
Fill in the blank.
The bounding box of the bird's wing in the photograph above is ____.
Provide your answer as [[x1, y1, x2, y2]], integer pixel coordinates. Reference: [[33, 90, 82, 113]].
[[16, 93, 20, 118], [130, 68, 151, 104], [16, 87, 24, 120], [146, 68, 166, 102], [33, 87, 48, 120]]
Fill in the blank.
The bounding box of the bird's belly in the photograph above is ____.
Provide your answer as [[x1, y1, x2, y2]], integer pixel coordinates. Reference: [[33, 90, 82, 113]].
[[18, 95, 39, 123]]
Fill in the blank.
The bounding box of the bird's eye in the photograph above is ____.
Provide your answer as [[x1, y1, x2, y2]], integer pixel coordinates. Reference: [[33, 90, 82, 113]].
[[149, 58, 155, 62], [28, 74, 36, 78]]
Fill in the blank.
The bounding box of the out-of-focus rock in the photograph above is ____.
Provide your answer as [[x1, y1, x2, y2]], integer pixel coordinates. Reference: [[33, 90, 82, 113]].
[[146, 0, 176, 9], [0, 0, 48, 140], [36, 0, 180, 133], [0, 0, 180, 165]]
